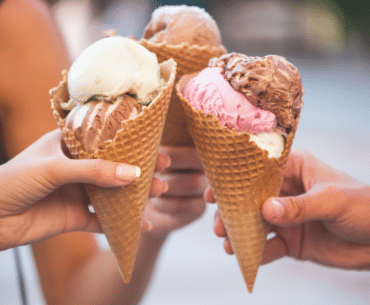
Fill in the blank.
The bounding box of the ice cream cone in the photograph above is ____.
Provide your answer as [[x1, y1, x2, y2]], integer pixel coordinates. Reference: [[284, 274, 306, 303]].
[[50, 59, 177, 283], [139, 39, 226, 147], [176, 72, 299, 293]]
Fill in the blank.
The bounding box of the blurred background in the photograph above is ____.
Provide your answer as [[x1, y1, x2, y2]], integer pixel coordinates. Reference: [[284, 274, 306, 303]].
[[1, 0, 369, 304]]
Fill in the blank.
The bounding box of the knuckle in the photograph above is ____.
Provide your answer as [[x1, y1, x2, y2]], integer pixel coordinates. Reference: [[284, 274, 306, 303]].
[[0, 235, 11, 251], [186, 197, 206, 219], [42, 157, 66, 187], [291, 149, 316, 171], [293, 149, 313, 160], [90, 159, 109, 181], [195, 199, 206, 217], [284, 196, 307, 224], [0, 224, 20, 251], [321, 184, 342, 199], [169, 198, 185, 212]]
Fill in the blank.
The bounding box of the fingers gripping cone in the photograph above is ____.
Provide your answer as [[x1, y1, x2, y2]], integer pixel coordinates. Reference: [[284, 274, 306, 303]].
[[139, 39, 226, 146], [176, 73, 298, 293], [50, 59, 177, 283]]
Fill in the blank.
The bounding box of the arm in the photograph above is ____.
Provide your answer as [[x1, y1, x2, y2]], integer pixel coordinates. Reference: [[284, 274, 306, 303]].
[[0, 130, 170, 304], [1, 2, 205, 304], [0, 129, 142, 250], [62, 146, 207, 305], [261, 150, 370, 269], [0, 0, 69, 157], [0, 1, 105, 304], [33, 151, 169, 305]]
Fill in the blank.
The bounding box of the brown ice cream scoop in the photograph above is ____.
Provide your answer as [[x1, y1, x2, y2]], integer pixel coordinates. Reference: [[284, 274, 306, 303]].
[[209, 53, 304, 131], [65, 94, 141, 154], [143, 5, 221, 47]]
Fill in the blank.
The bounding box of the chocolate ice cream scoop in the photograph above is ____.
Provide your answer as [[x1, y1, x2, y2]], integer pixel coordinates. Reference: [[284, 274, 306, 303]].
[[209, 53, 304, 131], [143, 5, 221, 47], [65, 94, 141, 154]]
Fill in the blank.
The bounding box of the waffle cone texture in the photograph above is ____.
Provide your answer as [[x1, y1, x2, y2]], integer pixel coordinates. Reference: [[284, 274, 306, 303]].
[[50, 59, 177, 283], [176, 73, 299, 293], [139, 39, 226, 147]]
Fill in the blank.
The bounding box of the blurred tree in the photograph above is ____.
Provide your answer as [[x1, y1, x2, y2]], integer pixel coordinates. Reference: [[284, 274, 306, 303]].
[[288, 0, 369, 43], [332, 0, 370, 41]]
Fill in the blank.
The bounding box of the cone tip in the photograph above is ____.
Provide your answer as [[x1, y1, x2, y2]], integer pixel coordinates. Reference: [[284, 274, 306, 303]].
[[122, 273, 132, 284]]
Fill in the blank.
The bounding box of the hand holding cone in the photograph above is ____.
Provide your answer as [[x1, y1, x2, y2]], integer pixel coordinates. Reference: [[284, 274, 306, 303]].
[[50, 59, 177, 283], [176, 72, 300, 293]]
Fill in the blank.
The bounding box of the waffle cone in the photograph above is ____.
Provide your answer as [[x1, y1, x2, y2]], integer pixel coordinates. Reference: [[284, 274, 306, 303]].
[[50, 59, 177, 283], [139, 39, 226, 147], [176, 73, 299, 293]]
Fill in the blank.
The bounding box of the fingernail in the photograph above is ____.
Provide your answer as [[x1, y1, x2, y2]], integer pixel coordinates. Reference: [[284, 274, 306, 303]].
[[214, 209, 220, 221], [116, 164, 141, 182], [142, 220, 153, 232], [205, 188, 215, 203], [271, 199, 285, 220], [162, 181, 169, 193], [165, 155, 171, 169]]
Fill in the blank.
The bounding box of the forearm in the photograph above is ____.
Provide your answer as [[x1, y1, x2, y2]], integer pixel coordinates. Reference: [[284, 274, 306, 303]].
[[32, 232, 99, 304], [62, 233, 168, 305], [0, 0, 70, 157], [120, 233, 168, 304]]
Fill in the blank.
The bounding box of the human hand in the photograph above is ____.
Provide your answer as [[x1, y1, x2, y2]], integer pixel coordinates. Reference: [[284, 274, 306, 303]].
[[207, 150, 370, 270], [143, 146, 207, 238], [0, 129, 169, 250]]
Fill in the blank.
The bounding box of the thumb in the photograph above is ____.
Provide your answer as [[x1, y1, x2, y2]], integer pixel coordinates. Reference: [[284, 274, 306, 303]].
[[48, 158, 141, 189], [262, 184, 344, 227]]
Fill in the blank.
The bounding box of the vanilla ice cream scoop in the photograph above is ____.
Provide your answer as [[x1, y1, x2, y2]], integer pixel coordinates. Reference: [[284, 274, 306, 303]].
[[64, 36, 163, 109]]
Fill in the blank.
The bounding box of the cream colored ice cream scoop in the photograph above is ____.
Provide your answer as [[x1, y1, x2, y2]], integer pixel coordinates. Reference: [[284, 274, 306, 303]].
[[65, 36, 162, 108]]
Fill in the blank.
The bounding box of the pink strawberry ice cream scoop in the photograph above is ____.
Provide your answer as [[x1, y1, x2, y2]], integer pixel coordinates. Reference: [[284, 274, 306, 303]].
[[183, 67, 277, 133]]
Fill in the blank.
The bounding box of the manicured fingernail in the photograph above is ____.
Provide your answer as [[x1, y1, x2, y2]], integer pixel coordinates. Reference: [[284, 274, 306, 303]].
[[271, 199, 284, 220], [135, 167, 141, 178], [116, 164, 141, 182]]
